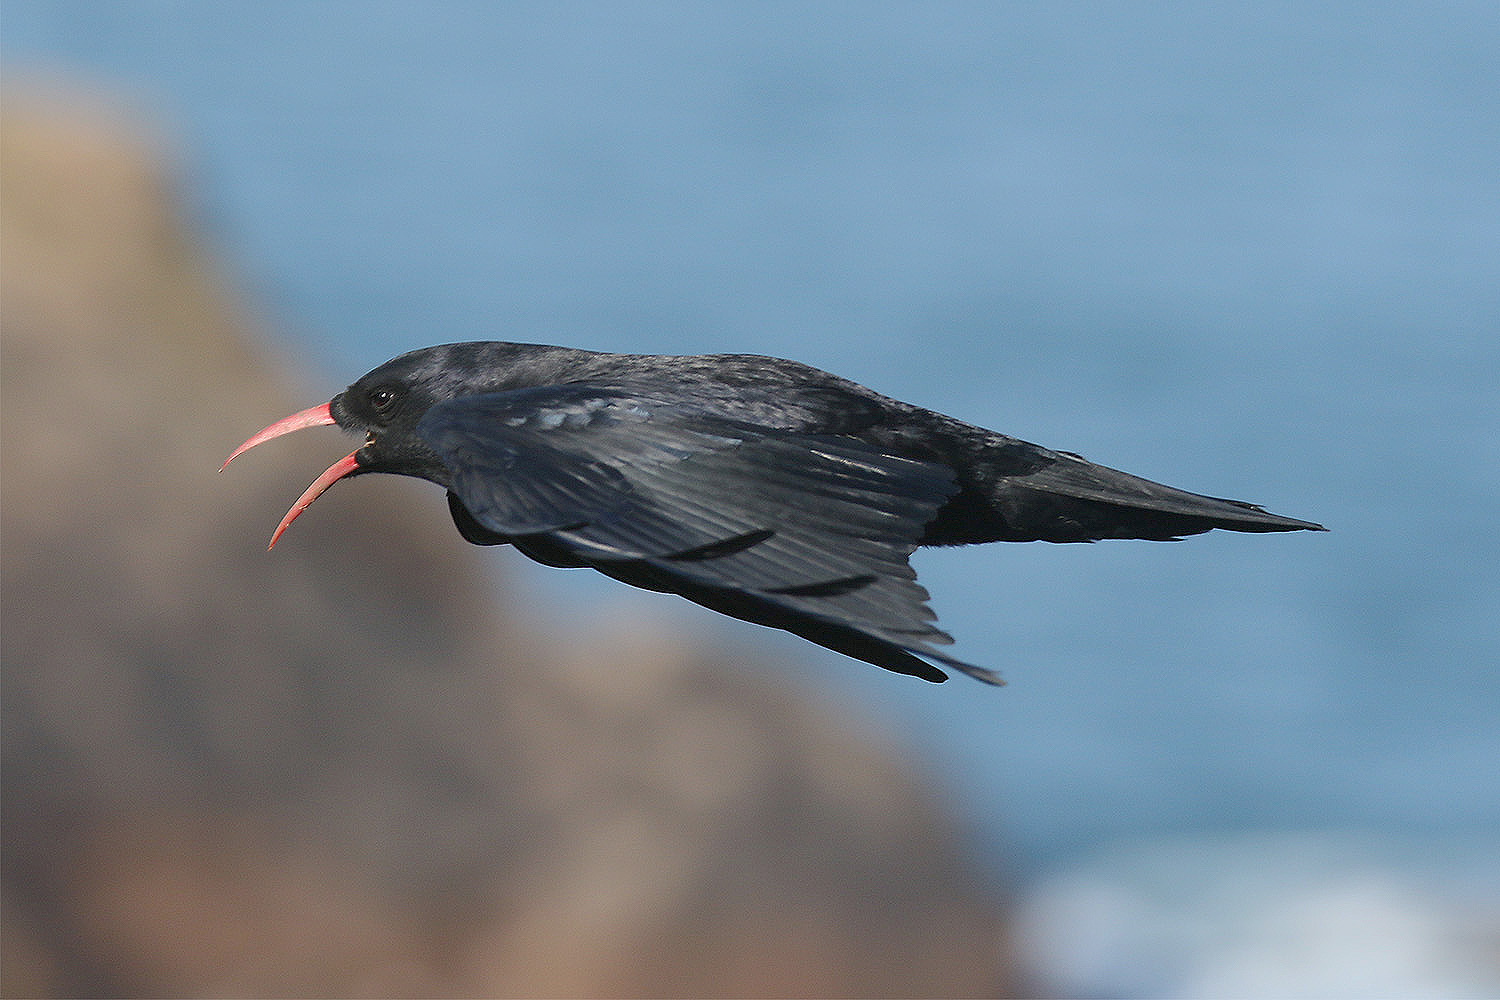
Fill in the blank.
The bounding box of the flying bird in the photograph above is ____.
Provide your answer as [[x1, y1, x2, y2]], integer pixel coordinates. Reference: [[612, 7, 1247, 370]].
[[223, 342, 1324, 684]]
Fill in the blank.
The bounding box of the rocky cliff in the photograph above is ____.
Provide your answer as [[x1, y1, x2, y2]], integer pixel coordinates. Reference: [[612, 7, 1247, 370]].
[[1, 85, 1014, 997]]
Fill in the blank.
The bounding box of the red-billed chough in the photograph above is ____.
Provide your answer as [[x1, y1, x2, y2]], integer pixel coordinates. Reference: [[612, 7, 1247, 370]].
[[224, 342, 1324, 684]]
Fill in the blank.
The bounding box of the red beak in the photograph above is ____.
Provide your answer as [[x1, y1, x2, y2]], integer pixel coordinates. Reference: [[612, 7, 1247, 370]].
[[221, 401, 361, 550]]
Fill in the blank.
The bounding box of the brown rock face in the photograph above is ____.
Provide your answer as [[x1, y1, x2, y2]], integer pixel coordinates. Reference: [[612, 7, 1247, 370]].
[[2, 84, 1015, 997]]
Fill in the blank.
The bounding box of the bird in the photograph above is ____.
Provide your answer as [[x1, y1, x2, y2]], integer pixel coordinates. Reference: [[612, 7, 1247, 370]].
[[222, 342, 1324, 684]]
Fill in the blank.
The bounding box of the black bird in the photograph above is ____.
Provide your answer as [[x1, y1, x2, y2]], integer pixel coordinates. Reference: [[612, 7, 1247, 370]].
[[223, 342, 1323, 684]]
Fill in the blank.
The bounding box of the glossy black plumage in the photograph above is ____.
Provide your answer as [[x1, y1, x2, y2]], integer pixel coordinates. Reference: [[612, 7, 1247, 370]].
[[227, 341, 1325, 684]]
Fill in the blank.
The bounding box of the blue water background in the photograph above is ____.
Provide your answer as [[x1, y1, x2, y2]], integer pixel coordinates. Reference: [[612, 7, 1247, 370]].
[[7, 0, 1496, 918]]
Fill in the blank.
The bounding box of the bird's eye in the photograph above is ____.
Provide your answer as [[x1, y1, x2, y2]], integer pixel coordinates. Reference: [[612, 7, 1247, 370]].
[[367, 387, 400, 413]]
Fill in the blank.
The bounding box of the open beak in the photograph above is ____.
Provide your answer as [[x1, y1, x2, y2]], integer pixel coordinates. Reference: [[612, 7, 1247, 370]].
[[221, 401, 361, 550]]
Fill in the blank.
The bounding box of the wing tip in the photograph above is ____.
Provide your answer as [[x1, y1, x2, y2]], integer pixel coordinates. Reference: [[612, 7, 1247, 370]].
[[946, 660, 1006, 686], [915, 647, 1005, 686]]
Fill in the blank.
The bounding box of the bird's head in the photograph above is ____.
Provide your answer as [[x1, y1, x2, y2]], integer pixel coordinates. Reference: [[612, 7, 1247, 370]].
[[221, 345, 494, 548]]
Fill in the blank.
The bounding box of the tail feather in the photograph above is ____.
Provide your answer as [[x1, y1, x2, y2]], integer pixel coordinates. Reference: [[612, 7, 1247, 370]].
[[1012, 452, 1325, 540]]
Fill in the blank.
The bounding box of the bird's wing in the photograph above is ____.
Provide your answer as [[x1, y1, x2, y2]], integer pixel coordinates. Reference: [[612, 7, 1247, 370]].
[[417, 385, 998, 683]]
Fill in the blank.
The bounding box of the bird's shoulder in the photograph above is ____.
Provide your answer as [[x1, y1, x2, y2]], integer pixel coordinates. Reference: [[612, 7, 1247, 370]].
[[567, 352, 903, 435]]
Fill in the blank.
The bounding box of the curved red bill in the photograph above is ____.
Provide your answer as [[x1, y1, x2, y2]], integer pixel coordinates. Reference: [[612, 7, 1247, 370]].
[[267, 449, 361, 550], [220, 401, 338, 472], [221, 401, 360, 549]]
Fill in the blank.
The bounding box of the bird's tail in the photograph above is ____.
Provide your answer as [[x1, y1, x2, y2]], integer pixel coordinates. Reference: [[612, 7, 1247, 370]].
[[1002, 450, 1325, 541]]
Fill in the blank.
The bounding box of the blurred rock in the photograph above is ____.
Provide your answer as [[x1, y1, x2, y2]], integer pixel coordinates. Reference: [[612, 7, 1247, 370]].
[[1, 83, 1015, 997]]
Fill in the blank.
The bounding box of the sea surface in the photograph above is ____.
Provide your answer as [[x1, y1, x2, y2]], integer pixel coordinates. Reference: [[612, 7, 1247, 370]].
[[6, 3, 1497, 993]]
